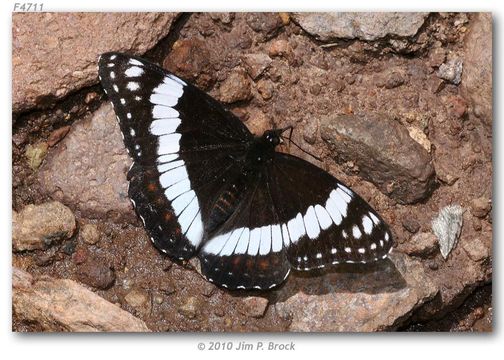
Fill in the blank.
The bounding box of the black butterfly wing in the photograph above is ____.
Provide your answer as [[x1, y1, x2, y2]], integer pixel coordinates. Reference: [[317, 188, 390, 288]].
[[198, 152, 393, 290], [269, 153, 393, 270], [98, 52, 253, 260], [198, 168, 291, 290]]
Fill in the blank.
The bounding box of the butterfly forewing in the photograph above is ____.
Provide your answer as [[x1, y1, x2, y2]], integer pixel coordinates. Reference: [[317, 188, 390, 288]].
[[98, 52, 252, 259]]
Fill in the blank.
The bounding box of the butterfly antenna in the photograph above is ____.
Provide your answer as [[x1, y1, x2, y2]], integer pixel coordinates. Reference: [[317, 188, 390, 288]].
[[280, 127, 323, 162]]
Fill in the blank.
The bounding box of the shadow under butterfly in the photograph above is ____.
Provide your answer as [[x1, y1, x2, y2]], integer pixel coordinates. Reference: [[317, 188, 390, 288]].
[[98, 52, 396, 291]]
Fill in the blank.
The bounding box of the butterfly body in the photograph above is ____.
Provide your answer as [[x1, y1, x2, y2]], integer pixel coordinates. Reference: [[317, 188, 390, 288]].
[[98, 52, 394, 290]]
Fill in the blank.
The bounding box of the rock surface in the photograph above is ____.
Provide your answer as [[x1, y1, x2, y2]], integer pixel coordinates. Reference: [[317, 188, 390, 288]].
[[12, 268, 150, 332], [274, 252, 438, 331], [13, 12, 179, 113], [38, 103, 134, 223], [461, 13, 492, 129], [397, 232, 438, 258], [292, 12, 429, 41], [13, 202, 76, 251], [320, 113, 436, 204], [13, 12, 492, 332]]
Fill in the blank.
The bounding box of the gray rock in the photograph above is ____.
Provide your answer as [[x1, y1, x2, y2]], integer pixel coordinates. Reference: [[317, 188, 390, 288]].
[[13, 267, 149, 332], [273, 252, 438, 332], [461, 13, 492, 129], [320, 113, 435, 204], [432, 205, 464, 259], [437, 58, 463, 85], [13, 201, 76, 252], [13, 12, 180, 113], [39, 103, 135, 223], [291, 12, 429, 42]]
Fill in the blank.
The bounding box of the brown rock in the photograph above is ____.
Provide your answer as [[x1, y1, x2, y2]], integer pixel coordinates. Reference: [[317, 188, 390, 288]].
[[125, 288, 150, 309], [462, 238, 491, 262], [256, 79, 274, 100], [47, 126, 71, 147], [80, 223, 100, 245], [240, 296, 269, 318], [246, 109, 271, 136], [274, 252, 438, 332], [470, 197, 491, 218], [163, 38, 214, 89], [398, 232, 438, 258], [268, 39, 292, 58], [461, 14, 492, 128], [13, 268, 149, 332], [427, 47, 446, 68], [38, 103, 135, 223], [385, 71, 406, 89], [13, 201, 76, 252], [242, 53, 272, 80], [245, 13, 283, 41], [402, 218, 421, 234], [13, 12, 179, 113], [178, 296, 199, 319], [218, 69, 252, 103], [76, 256, 115, 290], [320, 113, 435, 204]]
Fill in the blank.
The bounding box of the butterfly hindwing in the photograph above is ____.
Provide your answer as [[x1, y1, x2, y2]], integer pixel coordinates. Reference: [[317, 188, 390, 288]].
[[268, 153, 393, 270], [198, 169, 291, 290]]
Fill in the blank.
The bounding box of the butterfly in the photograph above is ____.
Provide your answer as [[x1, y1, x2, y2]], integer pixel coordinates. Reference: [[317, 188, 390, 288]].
[[98, 52, 394, 290]]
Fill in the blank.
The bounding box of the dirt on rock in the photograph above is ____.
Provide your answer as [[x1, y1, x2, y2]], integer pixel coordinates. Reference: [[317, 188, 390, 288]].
[[12, 12, 492, 332]]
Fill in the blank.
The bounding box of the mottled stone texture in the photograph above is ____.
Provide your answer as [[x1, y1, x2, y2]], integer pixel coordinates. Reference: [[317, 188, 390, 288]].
[[13, 12, 179, 113]]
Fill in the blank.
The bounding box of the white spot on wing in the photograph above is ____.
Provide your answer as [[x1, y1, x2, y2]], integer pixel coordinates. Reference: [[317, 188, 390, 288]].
[[125, 66, 144, 77], [158, 133, 181, 154], [304, 206, 321, 240], [150, 118, 181, 136], [325, 196, 342, 225], [281, 223, 290, 247], [152, 105, 179, 119], [362, 215, 373, 235], [352, 225, 362, 239], [259, 225, 272, 255], [159, 166, 188, 189], [271, 224, 282, 252], [369, 212, 380, 225], [127, 82, 140, 91], [128, 58, 142, 66], [164, 179, 191, 200], [247, 228, 261, 255], [287, 213, 306, 243], [234, 228, 250, 254], [171, 190, 195, 216], [150, 93, 179, 107], [220, 228, 242, 256], [178, 196, 199, 233], [314, 204, 332, 230]]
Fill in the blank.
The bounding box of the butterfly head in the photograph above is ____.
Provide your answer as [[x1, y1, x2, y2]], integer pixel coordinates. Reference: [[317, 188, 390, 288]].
[[263, 129, 283, 147]]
